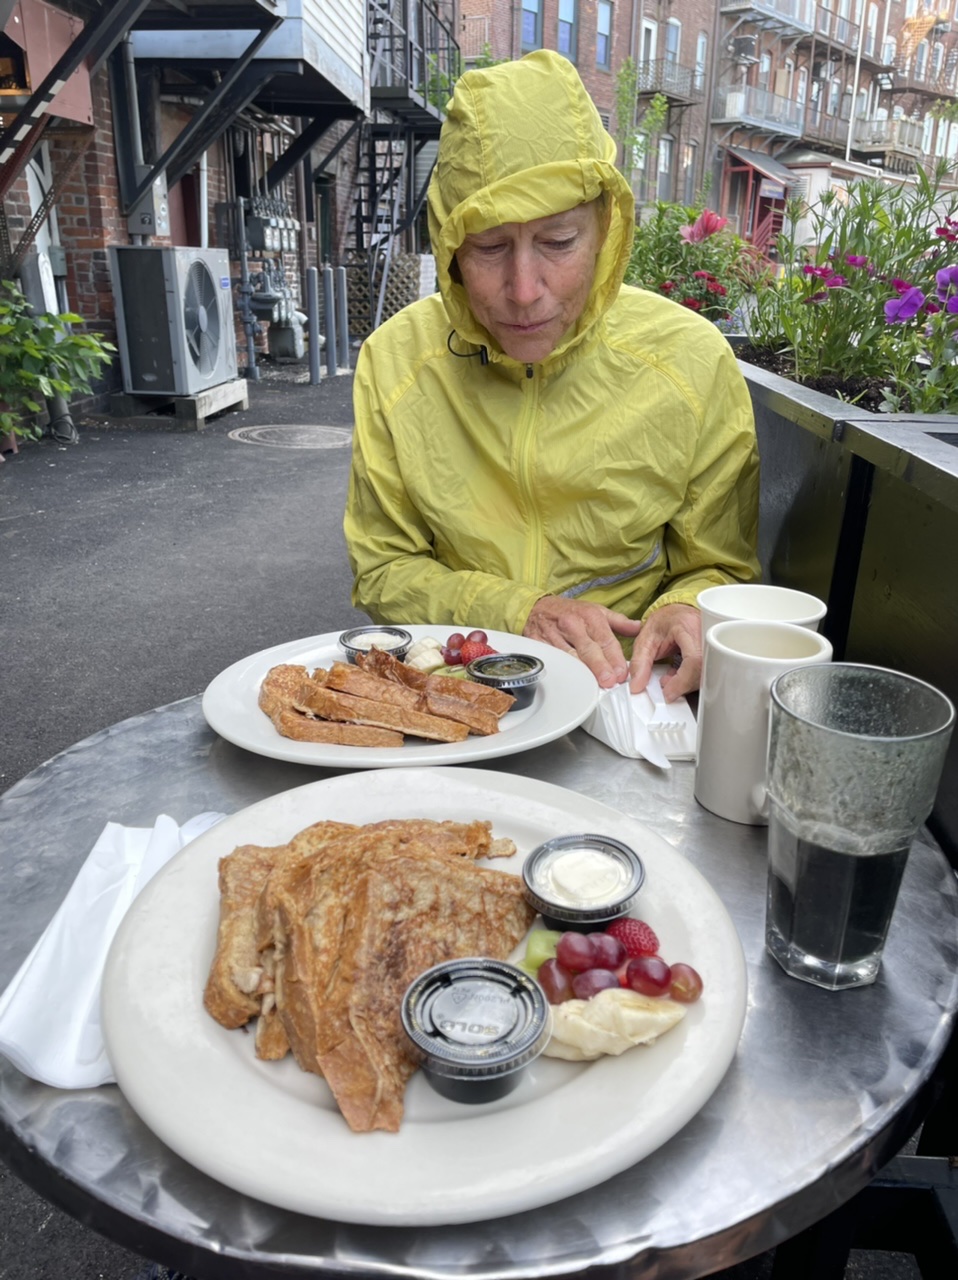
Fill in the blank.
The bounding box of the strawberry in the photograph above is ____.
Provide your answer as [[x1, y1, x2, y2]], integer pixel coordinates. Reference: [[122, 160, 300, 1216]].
[[605, 918, 660, 957], [460, 640, 497, 665]]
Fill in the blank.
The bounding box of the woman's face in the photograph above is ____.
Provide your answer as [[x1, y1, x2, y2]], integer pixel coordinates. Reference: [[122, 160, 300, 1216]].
[[454, 201, 606, 363]]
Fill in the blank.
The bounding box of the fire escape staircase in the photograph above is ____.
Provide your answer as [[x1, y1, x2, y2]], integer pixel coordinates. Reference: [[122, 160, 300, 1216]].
[[351, 0, 457, 332]]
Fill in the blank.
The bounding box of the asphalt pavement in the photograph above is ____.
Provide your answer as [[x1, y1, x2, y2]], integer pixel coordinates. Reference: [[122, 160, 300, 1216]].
[[0, 365, 922, 1279]]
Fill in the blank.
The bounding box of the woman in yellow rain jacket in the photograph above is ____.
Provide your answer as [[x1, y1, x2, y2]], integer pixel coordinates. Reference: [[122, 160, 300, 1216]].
[[344, 50, 759, 696]]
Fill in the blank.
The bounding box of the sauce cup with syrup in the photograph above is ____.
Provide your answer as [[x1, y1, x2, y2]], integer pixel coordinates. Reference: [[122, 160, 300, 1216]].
[[521, 834, 645, 932], [338, 625, 412, 664], [401, 958, 551, 1104], [465, 653, 544, 710]]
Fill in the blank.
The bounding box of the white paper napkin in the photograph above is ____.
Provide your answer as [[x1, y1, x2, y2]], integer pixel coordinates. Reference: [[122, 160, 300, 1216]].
[[582, 664, 697, 767], [0, 810, 225, 1089]]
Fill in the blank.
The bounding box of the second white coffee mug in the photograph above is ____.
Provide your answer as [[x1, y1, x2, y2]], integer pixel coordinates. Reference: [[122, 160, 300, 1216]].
[[697, 583, 827, 638], [694, 620, 833, 826]]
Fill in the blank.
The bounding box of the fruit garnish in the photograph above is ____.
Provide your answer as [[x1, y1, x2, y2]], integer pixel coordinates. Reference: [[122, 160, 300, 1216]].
[[465, 630, 488, 644], [668, 962, 704, 1003], [460, 639, 497, 664], [605, 918, 660, 957], [555, 932, 598, 973], [624, 955, 672, 996], [571, 968, 619, 1000], [537, 957, 575, 1004], [523, 929, 562, 974]]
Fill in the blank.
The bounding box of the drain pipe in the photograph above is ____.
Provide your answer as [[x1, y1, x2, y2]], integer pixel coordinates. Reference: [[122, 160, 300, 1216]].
[[235, 196, 260, 381]]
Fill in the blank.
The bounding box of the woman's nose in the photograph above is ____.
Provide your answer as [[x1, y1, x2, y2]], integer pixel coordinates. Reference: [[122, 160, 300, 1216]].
[[506, 247, 543, 306]]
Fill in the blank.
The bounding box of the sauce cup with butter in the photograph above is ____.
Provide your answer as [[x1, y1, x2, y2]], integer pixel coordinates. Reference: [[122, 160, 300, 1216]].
[[521, 834, 645, 932], [338, 625, 413, 664]]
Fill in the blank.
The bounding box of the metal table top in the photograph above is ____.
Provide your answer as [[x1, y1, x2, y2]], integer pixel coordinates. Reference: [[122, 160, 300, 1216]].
[[1, 696, 956, 1280]]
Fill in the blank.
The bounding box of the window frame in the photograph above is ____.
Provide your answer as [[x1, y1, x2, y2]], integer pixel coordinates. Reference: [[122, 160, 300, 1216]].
[[521, 0, 543, 51], [557, 0, 578, 61], [596, 0, 613, 70]]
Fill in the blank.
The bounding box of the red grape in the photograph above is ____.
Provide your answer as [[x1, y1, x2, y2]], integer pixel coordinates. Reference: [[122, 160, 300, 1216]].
[[466, 629, 488, 644], [537, 958, 575, 1004], [572, 968, 619, 1000], [441, 646, 462, 665], [625, 955, 672, 996], [589, 933, 626, 971], [669, 962, 704, 1003], [447, 632, 466, 649], [556, 932, 597, 973]]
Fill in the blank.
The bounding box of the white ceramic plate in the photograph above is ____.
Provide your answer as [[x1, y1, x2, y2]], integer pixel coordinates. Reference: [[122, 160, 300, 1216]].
[[102, 768, 747, 1226], [201, 626, 599, 768]]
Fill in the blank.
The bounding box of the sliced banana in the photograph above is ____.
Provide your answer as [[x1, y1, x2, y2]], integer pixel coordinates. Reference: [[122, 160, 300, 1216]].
[[544, 987, 686, 1061]]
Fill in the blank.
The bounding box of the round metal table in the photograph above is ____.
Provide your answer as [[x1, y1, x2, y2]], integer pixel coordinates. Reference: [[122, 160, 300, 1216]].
[[1, 696, 956, 1280]]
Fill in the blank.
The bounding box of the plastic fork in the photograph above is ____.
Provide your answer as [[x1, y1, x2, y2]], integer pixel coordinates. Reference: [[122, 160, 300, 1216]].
[[647, 671, 683, 732]]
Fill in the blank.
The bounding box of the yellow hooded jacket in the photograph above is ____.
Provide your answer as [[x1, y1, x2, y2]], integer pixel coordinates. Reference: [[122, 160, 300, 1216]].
[[344, 51, 759, 636]]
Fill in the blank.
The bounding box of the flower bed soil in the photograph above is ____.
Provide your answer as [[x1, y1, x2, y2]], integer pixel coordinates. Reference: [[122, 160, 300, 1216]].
[[737, 345, 891, 415]]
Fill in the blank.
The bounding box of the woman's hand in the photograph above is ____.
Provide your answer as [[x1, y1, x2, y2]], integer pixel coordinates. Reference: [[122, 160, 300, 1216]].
[[628, 604, 703, 699], [522, 596, 643, 688]]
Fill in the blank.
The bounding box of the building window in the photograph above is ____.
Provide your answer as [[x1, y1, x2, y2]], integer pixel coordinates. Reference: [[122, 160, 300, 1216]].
[[797, 66, 808, 105], [665, 18, 681, 64], [916, 39, 928, 79], [828, 76, 842, 114], [682, 140, 697, 203], [695, 33, 707, 90], [521, 0, 542, 50], [597, 1, 612, 69], [657, 135, 673, 200], [558, 0, 578, 60]]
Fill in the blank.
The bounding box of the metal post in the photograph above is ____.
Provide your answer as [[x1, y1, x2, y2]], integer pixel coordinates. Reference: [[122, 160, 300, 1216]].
[[323, 263, 338, 376], [336, 265, 350, 371], [307, 266, 321, 385]]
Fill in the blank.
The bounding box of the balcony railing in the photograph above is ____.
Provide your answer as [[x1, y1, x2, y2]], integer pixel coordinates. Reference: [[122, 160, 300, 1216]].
[[713, 82, 805, 134], [803, 106, 850, 147], [720, 0, 815, 35], [814, 7, 860, 52], [637, 58, 705, 102], [853, 116, 925, 155], [369, 0, 459, 123]]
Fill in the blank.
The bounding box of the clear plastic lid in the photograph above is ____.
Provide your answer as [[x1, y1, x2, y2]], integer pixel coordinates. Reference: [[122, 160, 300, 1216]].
[[401, 958, 550, 1080]]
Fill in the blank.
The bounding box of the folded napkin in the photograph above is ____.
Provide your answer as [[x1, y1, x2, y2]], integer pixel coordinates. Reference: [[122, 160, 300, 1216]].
[[582, 664, 697, 768], [0, 811, 225, 1089]]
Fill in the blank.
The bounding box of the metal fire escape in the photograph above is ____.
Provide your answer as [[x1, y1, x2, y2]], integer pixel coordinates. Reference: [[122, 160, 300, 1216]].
[[349, 0, 458, 332]]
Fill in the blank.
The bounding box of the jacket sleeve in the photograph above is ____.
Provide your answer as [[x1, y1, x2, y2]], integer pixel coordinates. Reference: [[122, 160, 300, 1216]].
[[344, 347, 545, 630], [643, 339, 760, 617]]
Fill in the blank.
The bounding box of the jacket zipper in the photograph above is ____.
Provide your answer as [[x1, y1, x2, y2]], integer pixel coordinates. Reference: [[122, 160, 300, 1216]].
[[516, 365, 542, 585]]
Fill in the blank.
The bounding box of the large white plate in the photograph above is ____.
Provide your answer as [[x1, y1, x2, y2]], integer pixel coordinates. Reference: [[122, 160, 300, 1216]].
[[102, 768, 747, 1226], [201, 626, 599, 768]]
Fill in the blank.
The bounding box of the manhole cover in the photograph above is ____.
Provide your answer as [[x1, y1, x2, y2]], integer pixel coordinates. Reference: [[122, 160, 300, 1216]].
[[228, 424, 352, 449]]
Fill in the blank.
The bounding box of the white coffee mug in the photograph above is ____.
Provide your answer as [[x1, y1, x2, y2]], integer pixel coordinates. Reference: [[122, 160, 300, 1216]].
[[694, 620, 833, 826], [697, 584, 827, 638]]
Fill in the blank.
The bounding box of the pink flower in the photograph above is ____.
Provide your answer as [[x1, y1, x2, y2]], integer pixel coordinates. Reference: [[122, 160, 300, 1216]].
[[845, 254, 869, 268], [824, 274, 846, 288], [890, 278, 913, 294], [660, 281, 676, 293], [679, 210, 729, 243], [680, 297, 703, 310], [706, 281, 728, 296]]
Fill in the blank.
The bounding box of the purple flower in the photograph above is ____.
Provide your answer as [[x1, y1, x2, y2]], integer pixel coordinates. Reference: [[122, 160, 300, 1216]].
[[845, 255, 869, 268], [884, 287, 926, 323], [890, 278, 913, 294], [946, 296, 958, 314], [803, 265, 831, 278], [825, 274, 847, 288], [936, 265, 958, 299], [803, 291, 828, 305]]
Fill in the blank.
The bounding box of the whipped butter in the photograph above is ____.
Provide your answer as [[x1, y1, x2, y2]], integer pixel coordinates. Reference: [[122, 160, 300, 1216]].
[[542, 847, 630, 905]]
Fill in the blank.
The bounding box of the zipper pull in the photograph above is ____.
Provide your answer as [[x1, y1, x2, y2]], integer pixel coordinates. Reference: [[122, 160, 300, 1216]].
[[526, 364, 533, 379]]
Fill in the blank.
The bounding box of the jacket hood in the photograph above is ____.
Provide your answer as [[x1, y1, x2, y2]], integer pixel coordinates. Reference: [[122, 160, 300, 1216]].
[[427, 50, 636, 364]]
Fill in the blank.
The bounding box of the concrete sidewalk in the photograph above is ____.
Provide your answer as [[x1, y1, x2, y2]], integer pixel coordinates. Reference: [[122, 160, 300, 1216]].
[[0, 368, 921, 1279]]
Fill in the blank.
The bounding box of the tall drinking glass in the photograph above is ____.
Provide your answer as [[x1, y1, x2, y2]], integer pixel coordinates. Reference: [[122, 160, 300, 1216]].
[[765, 664, 954, 990]]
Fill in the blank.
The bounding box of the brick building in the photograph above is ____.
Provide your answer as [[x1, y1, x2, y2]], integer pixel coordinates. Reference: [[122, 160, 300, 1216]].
[[458, 0, 958, 250]]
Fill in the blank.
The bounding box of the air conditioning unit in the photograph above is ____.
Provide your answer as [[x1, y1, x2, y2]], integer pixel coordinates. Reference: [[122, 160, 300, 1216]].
[[731, 36, 757, 62], [108, 246, 238, 396]]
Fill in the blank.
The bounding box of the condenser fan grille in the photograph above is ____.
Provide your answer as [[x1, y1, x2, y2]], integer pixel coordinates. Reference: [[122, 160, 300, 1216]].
[[183, 260, 221, 374]]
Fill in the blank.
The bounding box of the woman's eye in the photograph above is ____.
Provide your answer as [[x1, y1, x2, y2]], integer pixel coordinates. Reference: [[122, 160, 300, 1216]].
[[544, 237, 576, 251]]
